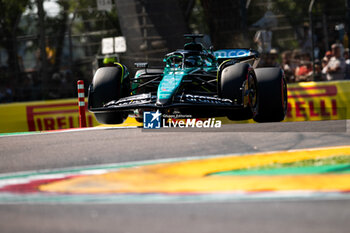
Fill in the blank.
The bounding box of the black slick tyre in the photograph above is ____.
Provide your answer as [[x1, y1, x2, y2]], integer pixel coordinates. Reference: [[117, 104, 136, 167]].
[[220, 63, 253, 120], [88, 66, 128, 124], [253, 67, 287, 123]]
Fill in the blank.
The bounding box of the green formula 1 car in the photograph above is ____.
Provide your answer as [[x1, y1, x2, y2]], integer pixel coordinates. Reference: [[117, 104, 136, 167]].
[[88, 34, 287, 124]]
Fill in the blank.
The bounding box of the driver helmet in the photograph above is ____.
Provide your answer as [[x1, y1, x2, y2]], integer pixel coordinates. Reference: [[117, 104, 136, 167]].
[[103, 56, 117, 66]]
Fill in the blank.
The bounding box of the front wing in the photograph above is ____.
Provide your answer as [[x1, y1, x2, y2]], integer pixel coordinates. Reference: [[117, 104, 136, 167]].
[[88, 93, 243, 113]]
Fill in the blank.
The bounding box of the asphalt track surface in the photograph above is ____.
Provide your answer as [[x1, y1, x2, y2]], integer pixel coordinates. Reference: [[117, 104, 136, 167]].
[[1, 120, 350, 233]]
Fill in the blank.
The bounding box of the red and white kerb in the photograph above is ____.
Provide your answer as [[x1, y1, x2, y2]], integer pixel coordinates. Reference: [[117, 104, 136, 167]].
[[77, 80, 87, 128]]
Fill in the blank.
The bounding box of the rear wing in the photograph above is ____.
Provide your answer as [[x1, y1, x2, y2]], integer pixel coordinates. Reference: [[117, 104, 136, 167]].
[[214, 49, 260, 68]]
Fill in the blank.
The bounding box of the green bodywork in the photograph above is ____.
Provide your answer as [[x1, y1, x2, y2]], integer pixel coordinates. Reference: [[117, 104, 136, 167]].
[[157, 67, 192, 104], [156, 54, 217, 105], [132, 48, 254, 105]]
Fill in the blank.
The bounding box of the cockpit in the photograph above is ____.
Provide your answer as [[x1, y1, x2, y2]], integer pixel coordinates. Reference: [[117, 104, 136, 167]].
[[164, 34, 215, 69], [164, 53, 214, 68], [164, 54, 183, 68]]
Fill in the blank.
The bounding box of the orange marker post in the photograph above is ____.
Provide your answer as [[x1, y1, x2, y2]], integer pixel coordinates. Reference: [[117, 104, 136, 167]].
[[77, 80, 87, 128]]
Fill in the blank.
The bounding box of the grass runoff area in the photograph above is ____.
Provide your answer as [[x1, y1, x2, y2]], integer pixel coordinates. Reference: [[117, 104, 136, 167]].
[[210, 155, 350, 176]]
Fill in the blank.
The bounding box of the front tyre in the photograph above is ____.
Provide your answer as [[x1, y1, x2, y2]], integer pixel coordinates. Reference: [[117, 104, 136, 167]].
[[220, 63, 254, 120], [253, 67, 287, 123], [88, 66, 129, 124], [94, 112, 125, 125]]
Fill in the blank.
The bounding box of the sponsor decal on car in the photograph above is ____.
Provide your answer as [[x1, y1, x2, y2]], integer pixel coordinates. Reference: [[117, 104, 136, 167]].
[[108, 93, 154, 106], [214, 49, 251, 59], [184, 94, 232, 104]]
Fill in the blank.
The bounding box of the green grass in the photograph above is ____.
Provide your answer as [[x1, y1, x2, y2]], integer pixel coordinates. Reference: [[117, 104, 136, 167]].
[[210, 155, 350, 176], [250, 155, 350, 170]]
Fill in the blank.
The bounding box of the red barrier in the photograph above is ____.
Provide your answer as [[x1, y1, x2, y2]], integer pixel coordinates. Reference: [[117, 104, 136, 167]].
[[77, 80, 87, 128]]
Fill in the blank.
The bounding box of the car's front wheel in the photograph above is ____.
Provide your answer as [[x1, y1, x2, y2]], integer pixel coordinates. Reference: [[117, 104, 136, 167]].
[[88, 65, 129, 124], [219, 63, 254, 121]]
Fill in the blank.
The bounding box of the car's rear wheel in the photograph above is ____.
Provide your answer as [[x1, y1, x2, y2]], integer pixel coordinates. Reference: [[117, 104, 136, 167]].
[[253, 67, 287, 122], [88, 66, 129, 124], [220, 63, 254, 120]]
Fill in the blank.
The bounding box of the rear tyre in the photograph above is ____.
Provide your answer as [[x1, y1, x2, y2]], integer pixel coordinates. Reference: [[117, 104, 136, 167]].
[[88, 66, 129, 124], [220, 63, 253, 120], [253, 67, 287, 123], [226, 108, 253, 121]]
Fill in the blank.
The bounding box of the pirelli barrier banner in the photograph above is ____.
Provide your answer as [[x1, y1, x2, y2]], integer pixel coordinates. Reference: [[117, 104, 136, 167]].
[[0, 99, 99, 133], [0, 80, 349, 133], [285, 80, 348, 121]]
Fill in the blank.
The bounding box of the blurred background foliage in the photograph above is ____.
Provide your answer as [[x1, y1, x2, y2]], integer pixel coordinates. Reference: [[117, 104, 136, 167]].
[[0, 0, 349, 102]]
